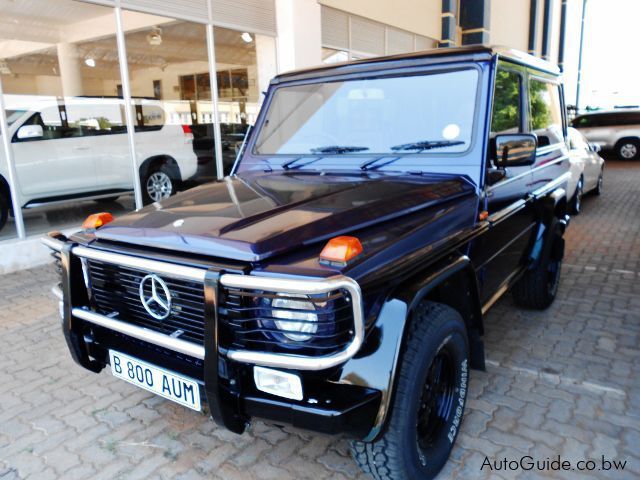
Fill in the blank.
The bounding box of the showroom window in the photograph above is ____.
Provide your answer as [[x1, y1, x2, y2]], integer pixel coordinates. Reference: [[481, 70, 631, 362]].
[[0, 0, 132, 240], [0, 0, 277, 240]]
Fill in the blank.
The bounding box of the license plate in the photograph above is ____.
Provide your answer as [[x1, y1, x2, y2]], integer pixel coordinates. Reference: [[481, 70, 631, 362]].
[[109, 350, 201, 411]]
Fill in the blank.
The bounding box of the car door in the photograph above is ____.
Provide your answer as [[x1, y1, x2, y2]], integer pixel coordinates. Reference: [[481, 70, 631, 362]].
[[472, 64, 536, 303], [78, 99, 133, 190], [12, 103, 98, 198]]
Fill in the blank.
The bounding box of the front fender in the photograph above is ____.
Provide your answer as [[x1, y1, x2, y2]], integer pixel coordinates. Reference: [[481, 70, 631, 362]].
[[336, 255, 484, 442], [337, 298, 407, 442]]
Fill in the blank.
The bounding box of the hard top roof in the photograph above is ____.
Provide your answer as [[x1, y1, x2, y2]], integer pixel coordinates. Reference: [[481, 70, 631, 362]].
[[271, 45, 560, 85]]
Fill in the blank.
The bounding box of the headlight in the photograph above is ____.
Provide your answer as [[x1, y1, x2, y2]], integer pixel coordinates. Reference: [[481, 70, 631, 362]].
[[271, 294, 318, 341]]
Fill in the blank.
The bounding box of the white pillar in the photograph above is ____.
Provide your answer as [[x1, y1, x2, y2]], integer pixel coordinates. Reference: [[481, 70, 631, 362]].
[[56, 42, 84, 97], [275, 0, 322, 73], [255, 34, 278, 96]]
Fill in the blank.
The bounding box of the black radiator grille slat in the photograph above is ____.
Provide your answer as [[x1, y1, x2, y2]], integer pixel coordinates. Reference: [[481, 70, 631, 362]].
[[86, 260, 206, 343], [84, 259, 356, 357]]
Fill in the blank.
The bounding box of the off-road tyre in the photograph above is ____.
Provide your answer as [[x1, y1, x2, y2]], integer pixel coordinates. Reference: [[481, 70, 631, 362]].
[[512, 218, 563, 310], [351, 302, 469, 480]]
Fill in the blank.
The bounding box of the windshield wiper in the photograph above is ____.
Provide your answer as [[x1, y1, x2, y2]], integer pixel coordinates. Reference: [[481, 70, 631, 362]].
[[390, 140, 465, 152], [310, 145, 370, 154], [282, 146, 370, 170]]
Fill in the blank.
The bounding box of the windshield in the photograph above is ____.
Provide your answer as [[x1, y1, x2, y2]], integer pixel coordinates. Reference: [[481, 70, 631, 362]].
[[254, 68, 479, 156]]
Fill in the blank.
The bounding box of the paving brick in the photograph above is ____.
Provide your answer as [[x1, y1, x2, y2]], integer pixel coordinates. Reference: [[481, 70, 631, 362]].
[[0, 158, 638, 479]]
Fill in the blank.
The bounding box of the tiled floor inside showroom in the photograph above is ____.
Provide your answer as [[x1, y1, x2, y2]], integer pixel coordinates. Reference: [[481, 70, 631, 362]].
[[0, 159, 639, 479]]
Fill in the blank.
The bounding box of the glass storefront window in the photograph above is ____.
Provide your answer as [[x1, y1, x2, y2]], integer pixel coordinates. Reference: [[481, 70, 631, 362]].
[[123, 15, 216, 189], [0, 0, 134, 240]]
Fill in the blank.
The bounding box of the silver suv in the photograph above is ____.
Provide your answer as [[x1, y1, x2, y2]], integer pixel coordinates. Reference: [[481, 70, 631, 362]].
[[571, 109, 640, 160]]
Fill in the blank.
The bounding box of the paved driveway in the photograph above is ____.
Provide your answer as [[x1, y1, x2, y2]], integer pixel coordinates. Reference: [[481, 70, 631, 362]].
[[1, 160, 639, 480]]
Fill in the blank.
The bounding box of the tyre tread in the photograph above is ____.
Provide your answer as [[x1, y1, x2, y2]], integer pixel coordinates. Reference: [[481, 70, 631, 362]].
[[350, 302, 464, 479]]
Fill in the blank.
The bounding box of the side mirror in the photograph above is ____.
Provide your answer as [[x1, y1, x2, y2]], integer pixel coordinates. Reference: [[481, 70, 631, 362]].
[[494, 133, 537, 167], [589, 143, 601, 153], [16, 124, 44, 140]]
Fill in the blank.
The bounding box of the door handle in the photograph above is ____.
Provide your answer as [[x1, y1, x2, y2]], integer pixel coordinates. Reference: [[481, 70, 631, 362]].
[[73, 146, 91, 151]]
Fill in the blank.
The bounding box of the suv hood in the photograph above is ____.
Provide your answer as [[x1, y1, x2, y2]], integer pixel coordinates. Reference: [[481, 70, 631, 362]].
[[95, 172, 475, 261]]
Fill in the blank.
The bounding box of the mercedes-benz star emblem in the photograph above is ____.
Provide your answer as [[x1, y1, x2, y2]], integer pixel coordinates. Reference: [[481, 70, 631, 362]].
[[139, 274, 172, 320]]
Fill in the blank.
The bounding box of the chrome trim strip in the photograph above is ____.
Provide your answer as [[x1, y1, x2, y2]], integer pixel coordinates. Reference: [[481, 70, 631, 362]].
[[485, 154, 569, 194], [531, 171, 571, 197], [220, 274, 365, 371], [26, 191, 133, 209], [72, 307, 205, 360], [41, 236, 65, 252], [72, 246, 207, 283], [486, 199, 527, 224]]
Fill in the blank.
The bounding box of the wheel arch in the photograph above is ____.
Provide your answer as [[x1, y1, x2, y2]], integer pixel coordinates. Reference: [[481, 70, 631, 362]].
[[139, 155, 181, 182], [396, 255, 485, 371], [614, 136, 640, 155]]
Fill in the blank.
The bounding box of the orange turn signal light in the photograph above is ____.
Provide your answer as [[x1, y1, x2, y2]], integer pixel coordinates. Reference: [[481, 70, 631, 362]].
[[82, 212, 114, 230], [320, 236, 363, 264]]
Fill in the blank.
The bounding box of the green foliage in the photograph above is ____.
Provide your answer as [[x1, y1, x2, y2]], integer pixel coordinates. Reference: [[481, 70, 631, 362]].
[[491, 70, 520, 132], [529, 80, 552, 131]]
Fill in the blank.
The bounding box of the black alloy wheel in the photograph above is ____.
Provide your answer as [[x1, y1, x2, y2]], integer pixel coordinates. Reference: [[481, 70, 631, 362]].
[[416, 349, 457, 452]]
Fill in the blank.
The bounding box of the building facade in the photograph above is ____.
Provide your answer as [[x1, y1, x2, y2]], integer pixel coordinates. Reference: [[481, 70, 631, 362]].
[[0, 0, 576, 242]]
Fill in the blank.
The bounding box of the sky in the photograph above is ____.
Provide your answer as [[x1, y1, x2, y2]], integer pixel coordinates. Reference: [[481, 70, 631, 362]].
[[578, 0, 640, 109]]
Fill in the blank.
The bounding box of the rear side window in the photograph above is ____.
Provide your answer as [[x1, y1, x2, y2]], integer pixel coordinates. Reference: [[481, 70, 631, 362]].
[[491, 69, 521, 134], [529, 78, 564, 146], [572, 115, 597, 128]]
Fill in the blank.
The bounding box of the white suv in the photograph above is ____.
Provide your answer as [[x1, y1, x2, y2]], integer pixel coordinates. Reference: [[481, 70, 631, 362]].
[[571, 109, 640, 160], [0, 96, 198, 231]]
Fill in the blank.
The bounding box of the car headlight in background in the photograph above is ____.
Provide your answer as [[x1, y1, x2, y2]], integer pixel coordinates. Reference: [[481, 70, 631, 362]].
[[271, 293, 318, 341]]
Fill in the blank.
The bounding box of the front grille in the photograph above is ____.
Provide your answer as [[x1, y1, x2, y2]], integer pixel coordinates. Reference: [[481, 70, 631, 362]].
[[83, 257, 355, 359], [218, 287, 355, 357], [86, 260, 206, 344]]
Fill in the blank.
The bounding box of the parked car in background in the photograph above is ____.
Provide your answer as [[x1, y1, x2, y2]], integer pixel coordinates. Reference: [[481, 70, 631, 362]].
[[44, 46, 571, 480], [0, 96, 198, 232], [571, 109, 640, 160], [189, 122, 249, 182], [567, 127, 605, 214]]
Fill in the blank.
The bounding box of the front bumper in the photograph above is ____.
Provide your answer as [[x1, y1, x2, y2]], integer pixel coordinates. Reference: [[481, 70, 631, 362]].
[[43, 233, 382, 439]]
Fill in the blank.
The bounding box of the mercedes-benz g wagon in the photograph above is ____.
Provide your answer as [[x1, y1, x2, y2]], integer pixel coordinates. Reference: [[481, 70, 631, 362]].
[[44, 46, 571, 480]]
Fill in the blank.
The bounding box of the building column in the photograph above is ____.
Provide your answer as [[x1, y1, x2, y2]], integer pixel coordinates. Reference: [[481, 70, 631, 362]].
[[439, 0, 457, 47], [56, 42, 84, 97], [255, 34, 278, 96], [459, 0, 490, 45], [528, 0, 539, 55], [274, 0, 322, 73], [541, 0, 553, 60], [557, 0, 568, 69]]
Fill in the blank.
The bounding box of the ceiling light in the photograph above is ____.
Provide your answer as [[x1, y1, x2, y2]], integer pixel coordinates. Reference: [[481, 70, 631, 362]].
[[147, 27, 163, 46], [241, 32, 253, 43], [84, 58, 96, 68]]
